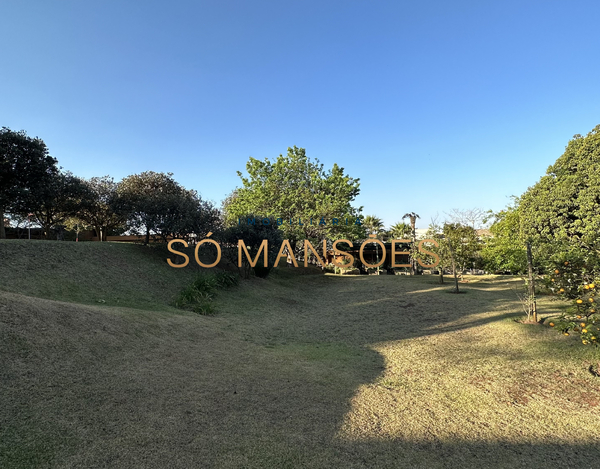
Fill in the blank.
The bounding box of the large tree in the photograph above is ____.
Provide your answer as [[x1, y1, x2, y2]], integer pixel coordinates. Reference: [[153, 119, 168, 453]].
[[114, 171, 219, 244], [27, 171, 89, 239], [519, 124, 600, 249], [115, 171, 184, 244], [217, 217, 283, 278], [0, 127, 58, 238], [480, 202, 528, 274], [76, 176, 126, 241], [224, 146, 362, 252], [363, 215, 384, 236]]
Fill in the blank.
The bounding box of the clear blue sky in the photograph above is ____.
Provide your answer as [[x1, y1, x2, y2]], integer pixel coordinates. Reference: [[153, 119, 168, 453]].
[[2, 1, 599, 228]]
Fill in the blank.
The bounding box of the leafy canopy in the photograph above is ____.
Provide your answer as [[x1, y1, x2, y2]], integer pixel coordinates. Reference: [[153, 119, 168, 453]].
[[224, 146, 362, 242], [0, 127, 58, 237], [519, 124, 600, 248]]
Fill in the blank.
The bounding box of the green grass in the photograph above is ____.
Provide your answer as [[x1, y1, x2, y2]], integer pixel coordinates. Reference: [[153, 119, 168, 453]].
[[2, 240, 600, 468], [0, 239, 206, 310]]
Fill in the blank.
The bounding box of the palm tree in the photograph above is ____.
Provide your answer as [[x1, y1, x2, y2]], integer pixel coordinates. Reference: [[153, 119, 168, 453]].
[[389, 222, 412, 239], [402, 212, 420, 275], [363, 215, 384, 236], [363, 215, 385, 274], [402, 212, 420, 240]]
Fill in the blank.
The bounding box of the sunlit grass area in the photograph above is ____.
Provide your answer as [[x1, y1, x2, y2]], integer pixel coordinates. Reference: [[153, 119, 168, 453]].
[[2, 241, 600, 468]]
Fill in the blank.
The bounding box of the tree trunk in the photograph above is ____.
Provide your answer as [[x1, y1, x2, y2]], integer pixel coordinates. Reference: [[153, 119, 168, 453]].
[[411, 224, 417, 275], [448, 241, 459, 293], [452, 265, 459, 293], [527, 242, 538, 322], [43, 215, 51, 240], [438, 268, 444, 284], [0, 208, 6, 239], [145, 228, 150, 245]]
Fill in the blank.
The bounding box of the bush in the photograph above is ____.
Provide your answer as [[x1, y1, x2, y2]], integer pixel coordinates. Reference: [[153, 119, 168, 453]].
[[253, 264, 271, 278], [175, 271, 238, 315], [545, 258, 600, 346]]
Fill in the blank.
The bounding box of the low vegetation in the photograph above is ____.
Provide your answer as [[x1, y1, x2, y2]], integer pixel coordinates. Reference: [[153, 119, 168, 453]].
[[175, 271, 239, 314]]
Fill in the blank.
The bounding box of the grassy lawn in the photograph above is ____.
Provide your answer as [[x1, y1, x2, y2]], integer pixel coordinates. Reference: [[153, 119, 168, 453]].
[[2, 240, 600, 468]]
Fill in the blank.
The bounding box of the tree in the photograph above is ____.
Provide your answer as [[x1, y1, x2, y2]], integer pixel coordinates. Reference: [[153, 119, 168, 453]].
[[25, 171, 89, 239], [224, 146, 362, 254], [402, 212, 420, 274], [114, 171, 219, 244], [217, 217, 283, 279], [389, 222, 412, 239], [519, 124, 600, 250], [76, 176, 126, 241], [423, 222, 479, 290], [445, 208, 488, 229], [363, 215, 384, 236], [0, 127, 59, 239], [443, 223, 480, 292], [480, 202, 528, 274]]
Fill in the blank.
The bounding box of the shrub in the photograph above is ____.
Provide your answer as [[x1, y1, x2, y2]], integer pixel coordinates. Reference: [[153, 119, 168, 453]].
[[545, 258, 600, 346], [175, 271, 238, 315], [253, 264, 272, 279]]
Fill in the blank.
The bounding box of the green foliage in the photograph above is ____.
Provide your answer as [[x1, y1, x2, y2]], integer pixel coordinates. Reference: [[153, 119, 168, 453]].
[[546, 261, 600, 346], [114, 171, 220, 243], [480, 204, 527, 274], [0, 127, 59, 238], [28, 171, 90, 239], [423, 222, 479, 271], [175, 271, 239, 315], [216, 218, 283, 278], [363, 215, 384, 236], [389, 222, 412, 239], [420, 222, 480, 289], [76, 176, 126, 240], [519, 124, 600, 248], [223, 146, 363, 244]]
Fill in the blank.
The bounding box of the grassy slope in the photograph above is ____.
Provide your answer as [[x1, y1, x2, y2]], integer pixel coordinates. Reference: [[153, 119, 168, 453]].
[[0, 240, 207, 310], [2, 240, 600, 468]]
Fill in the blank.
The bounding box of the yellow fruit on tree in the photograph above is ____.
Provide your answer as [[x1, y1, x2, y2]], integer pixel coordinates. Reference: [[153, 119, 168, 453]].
[[577, 299, 583, 304], [582, 329, 588, 333], [549, 322, 555, 327]]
